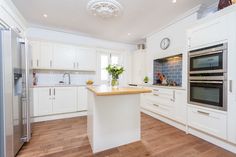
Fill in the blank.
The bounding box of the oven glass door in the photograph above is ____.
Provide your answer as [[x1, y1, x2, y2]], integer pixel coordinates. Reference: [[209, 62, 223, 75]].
[[190, 52, 223, 71], [190, 81, 223, 108]]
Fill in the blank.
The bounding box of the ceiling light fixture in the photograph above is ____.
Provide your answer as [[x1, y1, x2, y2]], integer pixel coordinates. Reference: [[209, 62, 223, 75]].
[[43, 14, 48, 18], [127, 33, 131, 36], [172, 0, 177, 3], [87, 0, 124, 18]]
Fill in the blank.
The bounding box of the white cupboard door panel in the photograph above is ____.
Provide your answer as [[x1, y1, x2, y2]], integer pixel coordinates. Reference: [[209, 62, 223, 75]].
[[37, 88, 53, 116], [188, 16, 228, 49], [53, 87, 77, 114], [30, 41, 41, 69], [77, 87, 88, 111], [174, 90, 187, 124], [188, 106, 227, 140], [53, 44, 76, 70], [40, 42, 54, 69], [76, 47, 97, 71]]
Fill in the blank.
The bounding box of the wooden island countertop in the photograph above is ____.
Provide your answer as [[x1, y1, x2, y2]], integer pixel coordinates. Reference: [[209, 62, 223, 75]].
[[87, 85, 152, 96]]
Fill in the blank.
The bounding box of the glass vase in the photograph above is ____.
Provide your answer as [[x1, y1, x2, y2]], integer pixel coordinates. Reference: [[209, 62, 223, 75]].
[[111, 78, 119, 88]]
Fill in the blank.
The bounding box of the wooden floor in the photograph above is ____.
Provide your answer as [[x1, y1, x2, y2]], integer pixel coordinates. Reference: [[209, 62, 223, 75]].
[[17, 113, 236, 157]]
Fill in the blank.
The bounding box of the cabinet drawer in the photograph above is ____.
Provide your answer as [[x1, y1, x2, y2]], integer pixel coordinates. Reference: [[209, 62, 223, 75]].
[[141, 96, 174, 119], [188, 106, 227, 139]]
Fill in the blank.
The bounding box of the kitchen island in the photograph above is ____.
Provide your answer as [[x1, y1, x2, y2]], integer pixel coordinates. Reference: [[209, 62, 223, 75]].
[[87, 85, 151, 153]]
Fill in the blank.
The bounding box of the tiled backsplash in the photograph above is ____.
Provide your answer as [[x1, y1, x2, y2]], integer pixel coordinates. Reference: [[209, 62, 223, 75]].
[[153, 54, 182, 86]]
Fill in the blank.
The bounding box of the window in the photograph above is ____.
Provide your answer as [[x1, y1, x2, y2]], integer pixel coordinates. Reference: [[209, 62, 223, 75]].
[[100, 53, 121, 83]]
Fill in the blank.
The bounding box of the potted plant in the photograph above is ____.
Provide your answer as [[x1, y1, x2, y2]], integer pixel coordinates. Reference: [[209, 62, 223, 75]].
[[106, 64, 124, 88], [143, 76, 149, 83]]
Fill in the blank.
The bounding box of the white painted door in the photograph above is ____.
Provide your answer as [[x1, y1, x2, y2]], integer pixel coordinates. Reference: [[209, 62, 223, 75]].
[[30, 41, 41, 69], [173, 90, 187, 124], [40, 41, 54, 69], [77, 87, 88, 111], [53, 44, 76, 70], [53, 87, 77, 114], [37, 88, 53, 116], [76, 47, 97, 71]]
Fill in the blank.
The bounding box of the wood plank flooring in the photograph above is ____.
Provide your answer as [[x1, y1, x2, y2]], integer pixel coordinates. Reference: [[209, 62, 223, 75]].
[[17, 113, 236, 157]]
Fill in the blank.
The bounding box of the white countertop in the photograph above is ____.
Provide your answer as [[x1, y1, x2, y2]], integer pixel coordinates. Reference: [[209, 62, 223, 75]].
[[32, 84, 91, 88]]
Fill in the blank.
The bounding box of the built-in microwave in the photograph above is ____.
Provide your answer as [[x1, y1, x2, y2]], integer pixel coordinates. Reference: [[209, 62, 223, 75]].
[[189, 43, 227, 74]]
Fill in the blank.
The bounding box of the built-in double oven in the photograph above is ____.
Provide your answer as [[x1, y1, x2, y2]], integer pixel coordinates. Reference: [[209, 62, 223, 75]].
[[188, 43, 227, 111]]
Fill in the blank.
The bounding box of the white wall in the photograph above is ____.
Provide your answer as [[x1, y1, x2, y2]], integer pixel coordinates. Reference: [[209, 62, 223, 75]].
[[145, 13, 198, 89], [27, 27, 135, 86]]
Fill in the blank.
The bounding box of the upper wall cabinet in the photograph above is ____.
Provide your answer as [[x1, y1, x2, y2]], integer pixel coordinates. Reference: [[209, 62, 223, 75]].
[[29, 40, 97, 71], [187, 13, 232, 49], [75, 47, 97, 71], [53, 44, 76, 70]]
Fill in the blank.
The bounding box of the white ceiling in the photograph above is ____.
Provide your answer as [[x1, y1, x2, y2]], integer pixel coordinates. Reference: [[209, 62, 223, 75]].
[[12, 0, 217, 44]]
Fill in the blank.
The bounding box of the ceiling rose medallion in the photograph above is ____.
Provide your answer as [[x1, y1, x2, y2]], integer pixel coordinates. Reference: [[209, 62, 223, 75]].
[[87, 0, 124, 18]]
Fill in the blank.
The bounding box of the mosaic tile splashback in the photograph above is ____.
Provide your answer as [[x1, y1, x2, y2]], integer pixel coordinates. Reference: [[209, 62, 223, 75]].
[[153, 55, 182, 86]]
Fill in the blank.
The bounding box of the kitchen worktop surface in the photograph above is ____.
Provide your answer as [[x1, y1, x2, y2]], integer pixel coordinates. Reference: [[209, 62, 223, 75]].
[[87, 85, 152, 96], [130, 84, 186, 90], [32, 84, 90, 88]]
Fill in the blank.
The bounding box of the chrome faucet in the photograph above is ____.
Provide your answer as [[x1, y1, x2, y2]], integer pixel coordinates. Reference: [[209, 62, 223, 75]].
[[63, 72, 71, 84]]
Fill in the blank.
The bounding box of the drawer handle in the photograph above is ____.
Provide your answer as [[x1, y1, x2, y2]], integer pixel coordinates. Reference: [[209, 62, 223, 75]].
[[153, 94, 159, 96], [153, 89, 159, 91], [197, 110, 210, 116], [153, 104, 159, 107]]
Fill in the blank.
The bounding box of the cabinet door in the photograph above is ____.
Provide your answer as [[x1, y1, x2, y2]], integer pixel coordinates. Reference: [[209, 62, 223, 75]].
[[76, 47, 97, 71], [40, 42, 54, 69], [77, 87, 88, 111], [37, 88, 53, 116], [53, 87, 77, 114], [53, 44, 76, 70], [173, 90, 187, 124], [30, 41, 41, 69]]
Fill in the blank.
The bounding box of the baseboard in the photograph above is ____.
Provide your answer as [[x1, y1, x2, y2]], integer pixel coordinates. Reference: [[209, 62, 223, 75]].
[[188, 127, 236, 154], [141, 108, 187, 132], [31, 111, 88, 122]]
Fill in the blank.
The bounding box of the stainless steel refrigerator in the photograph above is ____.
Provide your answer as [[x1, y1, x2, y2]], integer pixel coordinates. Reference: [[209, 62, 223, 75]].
[[0, 28, 31, 157]]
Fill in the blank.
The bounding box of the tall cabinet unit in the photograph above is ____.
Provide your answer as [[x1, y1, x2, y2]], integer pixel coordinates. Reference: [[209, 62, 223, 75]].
[[187, 10, 236, 152]]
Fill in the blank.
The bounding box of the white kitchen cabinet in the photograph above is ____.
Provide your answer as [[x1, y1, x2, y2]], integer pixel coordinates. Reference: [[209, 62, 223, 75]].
[[30, 41, 41, 69], [77, 87, 88, 111], [53, 44, 76, 70], [34, 87, 53, 116], [29, 41, 54, 69], [188, 105, 227, 140], [40, 41, 54, 69], [75, 47, 97, 71], [53, 87, 77, 114], [174, 90, 187, 124]]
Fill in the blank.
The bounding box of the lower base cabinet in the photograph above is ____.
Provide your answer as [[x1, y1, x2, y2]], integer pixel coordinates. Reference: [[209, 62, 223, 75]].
[[33, 86, 88, 117], [188, 105, 227, 140]]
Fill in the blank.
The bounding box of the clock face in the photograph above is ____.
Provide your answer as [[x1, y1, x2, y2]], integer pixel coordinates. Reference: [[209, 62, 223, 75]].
[[160, 38, 170, 50]]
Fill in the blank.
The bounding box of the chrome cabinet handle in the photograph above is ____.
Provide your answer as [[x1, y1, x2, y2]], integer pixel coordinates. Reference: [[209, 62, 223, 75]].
[[153, 94, 159, 96], [229, 80, 233, 93], [153, 89, 159, 91], [37, 60, 39, 67], [197, 110, 210, 116], [50, 60, 52, 68], [153, 104, 159, 107], [53, 88, 55, 96], [49, 88, 51, 96]]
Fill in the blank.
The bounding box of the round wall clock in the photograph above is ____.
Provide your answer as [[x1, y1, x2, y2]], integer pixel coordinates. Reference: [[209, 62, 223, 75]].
[[160, 38, 170, 50]]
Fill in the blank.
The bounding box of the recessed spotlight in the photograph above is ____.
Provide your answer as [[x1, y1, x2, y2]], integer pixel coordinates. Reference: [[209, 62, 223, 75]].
[[43, 14, 48, 18], [127, 33, 131, 36], [172, 0, 177, 3]]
